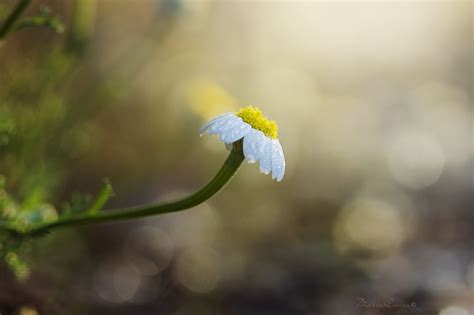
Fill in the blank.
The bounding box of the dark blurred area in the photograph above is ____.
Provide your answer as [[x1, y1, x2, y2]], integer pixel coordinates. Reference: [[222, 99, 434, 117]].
[[0, 0, 472, 314]]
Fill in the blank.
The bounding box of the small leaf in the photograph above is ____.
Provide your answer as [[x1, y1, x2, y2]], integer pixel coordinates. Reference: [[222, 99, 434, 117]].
[[14, 6, 64, 34], [87, 179, 114, 214], [8, 204, 58, 234], [61, 180, 114, 217], [5, 251, 30, 280], [62, 193, 93, 217]]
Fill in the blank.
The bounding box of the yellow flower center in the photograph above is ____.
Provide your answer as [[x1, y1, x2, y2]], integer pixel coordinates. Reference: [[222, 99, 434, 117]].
[[236, 105, 278, 139]]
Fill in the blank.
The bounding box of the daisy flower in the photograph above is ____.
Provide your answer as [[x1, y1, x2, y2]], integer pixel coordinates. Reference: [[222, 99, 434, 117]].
[[200, 106, 286, 181]]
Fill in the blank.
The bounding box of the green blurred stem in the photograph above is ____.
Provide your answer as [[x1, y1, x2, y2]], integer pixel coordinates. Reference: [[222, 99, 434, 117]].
[[31, 145, 245, 233], [67, 0, 96, 53], [0, 0, 32, 39]]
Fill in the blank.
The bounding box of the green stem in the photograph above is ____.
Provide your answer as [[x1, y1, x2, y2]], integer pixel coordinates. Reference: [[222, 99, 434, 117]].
[[0, 0, 32, 39], [31, 145, 245, 233], [67, 0, 96, 53]]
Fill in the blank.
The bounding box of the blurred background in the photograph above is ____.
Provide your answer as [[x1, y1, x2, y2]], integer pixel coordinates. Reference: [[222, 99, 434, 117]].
[[0, 0, 472, 314]]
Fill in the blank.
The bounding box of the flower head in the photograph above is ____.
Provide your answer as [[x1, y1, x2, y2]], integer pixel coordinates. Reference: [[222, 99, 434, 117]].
[[200, 106, 286, 181]]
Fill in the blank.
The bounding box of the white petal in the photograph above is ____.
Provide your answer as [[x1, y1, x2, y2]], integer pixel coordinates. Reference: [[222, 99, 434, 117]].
[[218, 118, 244, 141], [271, 139, 286, 182], [243, 130, 257, 163], [200, 113, 234, 135], [243, 129, 263, 163], [205, 116, 235, 135], [208, 115, 240, 135], [253, 131, 266, 160], [259, 136, 272, 175], [222, 122, 252, 144]]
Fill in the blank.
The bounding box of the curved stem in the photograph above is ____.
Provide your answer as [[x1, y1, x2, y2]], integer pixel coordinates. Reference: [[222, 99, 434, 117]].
[[0, 0, 32, 39], [31, 145, 245, 233]]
